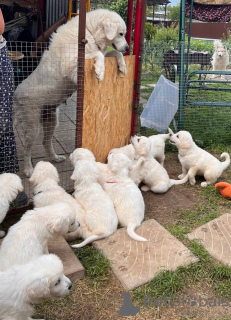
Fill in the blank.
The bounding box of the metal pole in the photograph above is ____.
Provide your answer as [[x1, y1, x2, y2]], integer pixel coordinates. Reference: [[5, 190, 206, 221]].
[[131, 0, 147, 136], [76, 0, 87, 148], [125, 0, 134, 56], [178, 0, 186, 130]]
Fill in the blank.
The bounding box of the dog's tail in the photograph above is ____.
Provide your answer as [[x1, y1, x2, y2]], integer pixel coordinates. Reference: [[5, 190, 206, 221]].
[[71, 234, 106, 248], [170, 174, 189, 186], [158, 132, 170, 142], [220, 153, 230, 171], [127, 224, 147, 242]]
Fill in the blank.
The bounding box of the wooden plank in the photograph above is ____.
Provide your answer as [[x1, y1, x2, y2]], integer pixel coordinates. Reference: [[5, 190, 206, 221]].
[[82, 55, 135, 163]]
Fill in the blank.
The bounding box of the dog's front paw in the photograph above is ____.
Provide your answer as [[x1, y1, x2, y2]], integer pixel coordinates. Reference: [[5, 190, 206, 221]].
[[119, 63, 127, 75], [189, 178, 196, 185], [0, 231, 5, 238], [95, 64, 105, 82], [53, 155, 66, 163], [24, 165, 34, 177], [201, 182, 208, 187], [141, 185, 150, 192]]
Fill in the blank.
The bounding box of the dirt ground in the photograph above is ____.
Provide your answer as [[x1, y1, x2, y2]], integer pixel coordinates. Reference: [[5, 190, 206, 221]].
[[4, 152, 231, 320]]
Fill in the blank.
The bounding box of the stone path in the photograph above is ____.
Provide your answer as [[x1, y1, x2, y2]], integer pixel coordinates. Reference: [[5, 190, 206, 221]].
[[187, 213, 231, 266], [94, 219, 198, 290]]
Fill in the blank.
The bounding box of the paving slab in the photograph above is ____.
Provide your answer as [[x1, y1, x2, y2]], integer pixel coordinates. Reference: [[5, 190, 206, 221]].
[[146, 83, 156, 88], [140, 85, 148, 89], [187, 213, 231, 266], [94, 219, 198, 290], [48, 236, 85, 282]]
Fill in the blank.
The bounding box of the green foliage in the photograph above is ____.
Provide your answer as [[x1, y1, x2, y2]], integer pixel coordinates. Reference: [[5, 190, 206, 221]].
[[189, 39, 214, 53], [155, 24, 179, 42], [144, 22, 157, 41], [110, 0, 136, 24], [168, 2, 181, 21]]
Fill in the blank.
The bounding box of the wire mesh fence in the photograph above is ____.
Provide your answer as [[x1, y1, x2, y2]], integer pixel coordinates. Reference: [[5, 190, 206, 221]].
[[139, 39, 231, 150]]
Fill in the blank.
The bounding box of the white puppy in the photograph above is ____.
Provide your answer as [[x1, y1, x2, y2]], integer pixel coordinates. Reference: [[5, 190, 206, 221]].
[[0, 202, 78, 271], [212, 40, 229, 74], [0, 254, 72, 320], [130, 136, 188, 193], [70, 160, 118, 248], [104, 153, 147, 242], [0, 173, 23, 238], [14, 9, 129, 177], [109, 132, 170, 166], [29, 161, 84, 242], [169, 128, 230, 187], [70, 148, 110, 185]]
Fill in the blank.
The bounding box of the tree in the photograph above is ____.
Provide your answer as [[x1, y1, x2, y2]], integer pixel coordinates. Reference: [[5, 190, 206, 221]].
[[168, 2, 181, 21]]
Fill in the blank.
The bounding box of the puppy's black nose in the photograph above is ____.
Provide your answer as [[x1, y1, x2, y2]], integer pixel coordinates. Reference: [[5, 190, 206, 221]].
[[68, 283, 72, 290], [125, 45, 129, 51]]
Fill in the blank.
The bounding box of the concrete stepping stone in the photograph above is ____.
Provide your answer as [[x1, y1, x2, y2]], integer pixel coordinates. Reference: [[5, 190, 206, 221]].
[[187, 213, 231, 266], [147, 83, 156, 87], [94, 219, 198, 290], [48, 236, 85, 282], [140, 85, 148, 89]]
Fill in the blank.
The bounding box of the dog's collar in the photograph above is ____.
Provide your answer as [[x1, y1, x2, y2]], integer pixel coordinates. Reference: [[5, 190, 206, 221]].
[[179, 153, 187, 157], [106, 181, 117, 183], [86, 25, 101, 51]]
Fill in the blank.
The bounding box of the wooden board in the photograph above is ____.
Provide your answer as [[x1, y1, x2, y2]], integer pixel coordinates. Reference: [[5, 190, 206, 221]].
[[82, 55, 135, 163]]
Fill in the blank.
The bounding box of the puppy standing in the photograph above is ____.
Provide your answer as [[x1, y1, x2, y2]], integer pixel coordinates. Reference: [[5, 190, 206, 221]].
[[212, 40, 229, 74], [0, 202, 79, 271], [169, 128, 230, 187], [130, 136, 188, 193], [0, 254, 72, 320], [71, 160, 118, 248], [104, 153, 147, 242], [0, 173, 23, 237], [29, 161, 85, 242]]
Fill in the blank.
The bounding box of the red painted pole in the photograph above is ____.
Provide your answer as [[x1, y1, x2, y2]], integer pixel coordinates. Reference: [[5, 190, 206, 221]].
[[125, 0, 134, 56], [131, 0, 144, 136]]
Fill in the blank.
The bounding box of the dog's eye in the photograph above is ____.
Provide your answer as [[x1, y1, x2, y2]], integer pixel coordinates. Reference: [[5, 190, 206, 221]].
[[55, 279, 61, 286], [71, 221, 75, 226], [177, 135, 179, 138], [119, 33, 123, 36], [137, 138, 140, 142]]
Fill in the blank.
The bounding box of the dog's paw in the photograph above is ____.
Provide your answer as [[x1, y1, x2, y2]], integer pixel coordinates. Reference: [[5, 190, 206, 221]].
[[189, 178, 196, 185], [24, 166, 34, 177], [95, 66, 105, 82], [0, 231, 5, 238], [201, 182, 208, 187], [178, 174, 186, 180], [53, 155, 66, 163], [141, 185, 150, 192], [119, 63, 127, 75]]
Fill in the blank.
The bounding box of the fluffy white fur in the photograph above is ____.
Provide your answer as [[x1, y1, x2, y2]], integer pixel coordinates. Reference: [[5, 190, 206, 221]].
[[130, 136, 188, 193], [70, 159, 118, 248], [0, 202, 78, 271], [69, 148, 110, 185], [29, 161, 86, 242], [0, 254, 72, 320], [14, 9, 128, 177], [109, 132, 170, 166], [212, 40, 229, 73], [0, 173, 23, 238], [169, 128, 230, 187], [104, 153, 147, 241]]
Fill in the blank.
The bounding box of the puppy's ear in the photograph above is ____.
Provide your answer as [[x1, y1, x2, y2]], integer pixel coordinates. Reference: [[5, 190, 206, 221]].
[[27, 277, 50, 301], [168, 128, 174, 135], [47, 216, 69, 235], [103, 19, 117, 40], [180, 140, 191, 149], [110, 159, 120, 173], [70, 169, 78, 181], [139, 143, 149, 156]]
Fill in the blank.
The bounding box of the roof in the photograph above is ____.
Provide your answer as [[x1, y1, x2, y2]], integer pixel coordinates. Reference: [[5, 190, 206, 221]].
[[147, 0, 170, 5]]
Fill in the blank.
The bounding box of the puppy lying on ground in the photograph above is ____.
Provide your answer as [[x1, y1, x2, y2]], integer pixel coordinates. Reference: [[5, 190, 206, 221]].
[[130, 136, 188, 193], [0, 254, 72, 320], [109, 132, 170, 166], [29, 161, 84, 242], [71, 160, 118, 248], [0, 202, 78, 271], [0, 173, 23, 238], [169, 128, 230, 187], [70, 148, 110, 185], [104, 153, 147, 241]]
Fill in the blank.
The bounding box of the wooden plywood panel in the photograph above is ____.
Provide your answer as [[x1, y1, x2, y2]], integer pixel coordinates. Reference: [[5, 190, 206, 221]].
[[82, 55, 135, 163]]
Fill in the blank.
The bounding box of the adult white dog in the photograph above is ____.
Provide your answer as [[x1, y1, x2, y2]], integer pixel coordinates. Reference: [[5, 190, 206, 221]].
[[130, 135, 188, 193], [0, 173, 23, 238], [212, 40, 229, 74], [104, 153, 147, 242], [71, 159, 118, 248], [29, 160, 87, 242], [14, 9, 129, 178], [109, 132, 170, 166], [69, 147, 110, 185], [169, 128, 230, 187], [0, 202, 79, 271], [0, 254, 72, 320]]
